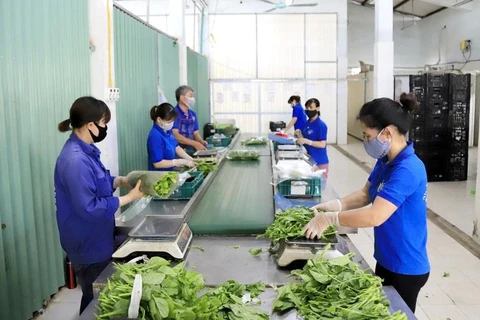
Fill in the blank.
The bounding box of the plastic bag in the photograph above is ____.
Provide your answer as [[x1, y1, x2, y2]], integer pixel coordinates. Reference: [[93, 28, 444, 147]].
[[241, 136, 268, 146], [226, 150, 261, 161], [126, 171, 179, 198], [273, 160, 325, 185], [268, 132, 295, 145]]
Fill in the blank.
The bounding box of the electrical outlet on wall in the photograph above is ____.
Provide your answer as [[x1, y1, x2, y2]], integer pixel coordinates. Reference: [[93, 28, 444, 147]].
[[461, 40, 471, 53], [105, 88, 120, 102]]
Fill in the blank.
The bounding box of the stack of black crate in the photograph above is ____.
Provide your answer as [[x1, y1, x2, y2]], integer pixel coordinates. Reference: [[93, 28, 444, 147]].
[[408, 73, 470, 182]]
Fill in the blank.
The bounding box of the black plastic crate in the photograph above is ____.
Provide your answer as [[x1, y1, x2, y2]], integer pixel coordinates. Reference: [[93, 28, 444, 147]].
[[450, 127, 468, 144], [450, 89, 470, 103], [426, 129, 448, 143], [409, 123, 425, 143], [427, 86, 448, 101], [449, 74, 471, 90], [410, 75, 426, 89], [427, 74, 448, 88], [424, 160, 447, 182], [449, 139, 468, 151], [426, 116, 448, 130], [426, 101, 449, 116], [447, 151, 468, 181], [449, 112, 468, 128], [411, 113, 425, 122], [412, 87, 425, 101]]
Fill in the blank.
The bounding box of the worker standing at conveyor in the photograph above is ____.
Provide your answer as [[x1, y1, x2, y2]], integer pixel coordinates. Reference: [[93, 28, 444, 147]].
[[303, 93, 430, 314], [147, 103, 195, 171], [172, 85, 208, 152], [283, 95, 307, 133], [295, 98, 329, 178], [54, 97, 145, 315]]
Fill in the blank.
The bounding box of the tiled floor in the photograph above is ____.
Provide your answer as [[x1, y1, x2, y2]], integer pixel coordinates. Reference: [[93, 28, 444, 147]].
[[37, 141, 480, 320]]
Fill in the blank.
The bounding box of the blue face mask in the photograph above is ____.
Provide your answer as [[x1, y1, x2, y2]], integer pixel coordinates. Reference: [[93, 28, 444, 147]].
[[364, 129, 391, 159]]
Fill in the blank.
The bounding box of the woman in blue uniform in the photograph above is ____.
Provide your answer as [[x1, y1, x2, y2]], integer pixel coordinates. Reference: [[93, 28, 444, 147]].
[[303, 93, 430, 313], [55, 97, 144, 314], [147, 102, 194, 170], [296, 98, 329, 177], [284, 95, 307, 133]]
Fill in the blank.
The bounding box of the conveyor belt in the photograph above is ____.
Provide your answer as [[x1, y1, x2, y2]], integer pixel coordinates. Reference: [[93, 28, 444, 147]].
[[188, 150, 274, 234]]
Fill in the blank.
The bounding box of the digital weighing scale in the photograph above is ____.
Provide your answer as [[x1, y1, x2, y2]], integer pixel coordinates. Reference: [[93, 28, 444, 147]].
[[194, 149, 220, 158], [278, 145, 301, 151], [276, 235, 340, 267], [112, 215, 193, 260], [277, 150, 305, 160]]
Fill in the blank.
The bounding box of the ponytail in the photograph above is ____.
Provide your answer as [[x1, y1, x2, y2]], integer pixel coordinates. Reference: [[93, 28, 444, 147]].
[[58, 119, 72, 132]]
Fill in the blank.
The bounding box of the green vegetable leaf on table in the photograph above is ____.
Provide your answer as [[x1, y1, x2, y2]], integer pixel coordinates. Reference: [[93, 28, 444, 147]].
[[249, 248, 264, 257], [195, 160, 218, 176]]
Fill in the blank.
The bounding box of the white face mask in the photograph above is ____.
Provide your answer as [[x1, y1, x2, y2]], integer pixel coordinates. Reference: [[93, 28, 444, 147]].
[[159, 119, 174, 131], [187, 97, 196, 108]]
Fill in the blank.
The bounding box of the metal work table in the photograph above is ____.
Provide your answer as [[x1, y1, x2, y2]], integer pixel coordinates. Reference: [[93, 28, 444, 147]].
[[80, 132, 416, 319]]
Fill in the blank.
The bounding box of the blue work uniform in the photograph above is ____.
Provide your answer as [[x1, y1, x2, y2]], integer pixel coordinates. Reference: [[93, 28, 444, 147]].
[[292, 103, 307, 131], [147, 123, 179, 171], [173, 105, 199, 142], [368, 142, 430, 275], [302, 117, 329, 165], [54, 133, 119, 265]]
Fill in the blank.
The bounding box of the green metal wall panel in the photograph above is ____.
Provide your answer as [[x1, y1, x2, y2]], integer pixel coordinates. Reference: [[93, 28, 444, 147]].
[[114, 7, 158, 178], [158, 34, 180, 104], [187, 48, 210, 137], [0, 0, 90, 319]]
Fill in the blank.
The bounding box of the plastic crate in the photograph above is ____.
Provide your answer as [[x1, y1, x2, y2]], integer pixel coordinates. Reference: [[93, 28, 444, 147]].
[[410, 75, 426, 88], [278, 178, 322, 197], [427, 74, 448, 88], [451, 127, 468, 144], [206, 135, 232, 147], [449, 74, 471, 90], [412, 87, 425, 101], [427, 86, 448, 101], [426, 116, 448, 130], [447, 151, 468, 181], [426, 101, 449, 116], [168, 171, 204, 200], [450, 89, 470, 103]]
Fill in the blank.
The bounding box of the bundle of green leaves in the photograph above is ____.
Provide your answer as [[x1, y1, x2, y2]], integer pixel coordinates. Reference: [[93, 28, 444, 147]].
[[96, 257, 267, 320], [227, 150, 261, 161], [153, 172, 178, 197], [195, 160, 218, 176], [259, 207, 336, 245], [273, 247, 407, 320], [241, 137, 268, 146]]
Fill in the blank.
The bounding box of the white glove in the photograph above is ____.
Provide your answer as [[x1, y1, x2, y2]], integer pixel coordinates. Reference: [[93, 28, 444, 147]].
[[311, 199, 342, 213], [303, 210, 339, 239], [173, 159, 194, 168]]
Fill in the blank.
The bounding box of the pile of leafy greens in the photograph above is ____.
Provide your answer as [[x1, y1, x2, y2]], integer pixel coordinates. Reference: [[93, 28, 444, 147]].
[[96, 257, 268, 320], [195, 160, 218, 177], [273, 246, 407, 320], [259, 207, 336, 245]]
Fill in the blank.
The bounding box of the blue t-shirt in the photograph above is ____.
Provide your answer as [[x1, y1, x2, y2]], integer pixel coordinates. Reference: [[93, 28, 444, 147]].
[[302, 117, 328, 165], [292, 103, 307, 131], [147, 123, 179, 171], [54, 134, 119, 265], [173, 105, 199, 141], [368, 142, 430, 275]]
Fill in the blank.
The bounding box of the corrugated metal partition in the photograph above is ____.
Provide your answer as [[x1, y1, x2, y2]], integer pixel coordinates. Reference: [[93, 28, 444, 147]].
[[187, 48, 210, 137], [0, 1, 90, 319], [114, 6, 158, 177], [158, 34, 180, 105]]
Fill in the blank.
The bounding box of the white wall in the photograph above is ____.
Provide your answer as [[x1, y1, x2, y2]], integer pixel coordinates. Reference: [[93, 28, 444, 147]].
[[348, 3, 423, 70]]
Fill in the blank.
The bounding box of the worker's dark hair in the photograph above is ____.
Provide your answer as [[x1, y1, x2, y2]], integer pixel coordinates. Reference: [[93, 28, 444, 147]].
[[150, 103, 177, 122], [305, 98, 320, 108], [288, 95, 301, 104], [58, 96, 111, 132], [357, 93, 418, 135], [175, 85, 194, 102]]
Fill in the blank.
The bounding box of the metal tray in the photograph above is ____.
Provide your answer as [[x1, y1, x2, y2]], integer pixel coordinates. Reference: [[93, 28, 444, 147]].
[[277, 151, 303, 159], [194, 150, 219, 157], [278, 145, 301, 151], [285, 234, 338, 246], [128, 215, 185, 239]]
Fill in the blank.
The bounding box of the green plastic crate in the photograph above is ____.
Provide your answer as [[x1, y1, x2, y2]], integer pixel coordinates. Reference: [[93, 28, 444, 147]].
[[206, 135, 232, 147], [168, 171, 204, 200], [278, 177, 322, 197]]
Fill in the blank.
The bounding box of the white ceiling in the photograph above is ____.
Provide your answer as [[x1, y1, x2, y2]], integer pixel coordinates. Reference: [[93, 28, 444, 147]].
[[113, 0, 473, 17]]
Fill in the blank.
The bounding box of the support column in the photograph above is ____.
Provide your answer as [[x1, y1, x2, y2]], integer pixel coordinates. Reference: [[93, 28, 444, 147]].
[[373, 0, 394, 98], [336, 1, 348, 145], [474, 103, 480, 241], [88, 0, 119, 178], [169, 0, 187, 85], [200, 6, 210, 57]]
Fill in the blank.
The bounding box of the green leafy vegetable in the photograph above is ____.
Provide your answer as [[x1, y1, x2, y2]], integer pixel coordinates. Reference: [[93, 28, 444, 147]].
[[153, 172, 178, 197], [259, 206, 336, 245], [126, 171, 179, 198], [231, 245, 240, 249], [443, 272, 451, 278], [241, 137, 267, 146], [97, 257, 267, 320], [190, 245, 205, 252], [249, 248, 264, 257], [195, 160, 218, 176], [227, 150, 261, 161], [273, 245, 407, 320]]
